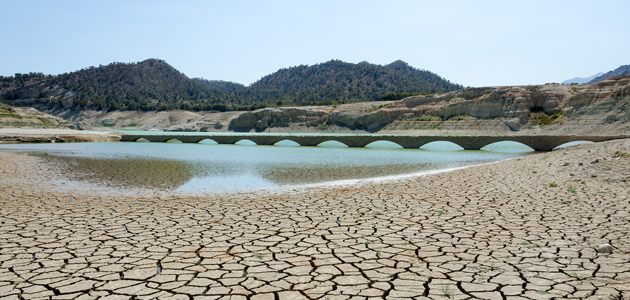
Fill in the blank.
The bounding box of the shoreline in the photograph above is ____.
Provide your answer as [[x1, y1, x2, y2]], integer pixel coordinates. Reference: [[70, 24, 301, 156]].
[[0, 143, 530, 198], [283, 158, 521, 196], [0, 138, 629, 298], [0, 128, 121, 143]]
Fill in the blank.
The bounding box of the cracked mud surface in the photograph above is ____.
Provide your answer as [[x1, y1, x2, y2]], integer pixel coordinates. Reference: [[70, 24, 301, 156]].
[[0, 139, 629, 299]]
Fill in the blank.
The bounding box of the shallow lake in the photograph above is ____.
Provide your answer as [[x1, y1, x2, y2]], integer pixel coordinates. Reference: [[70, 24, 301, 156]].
[[0, 140, 537, 194]]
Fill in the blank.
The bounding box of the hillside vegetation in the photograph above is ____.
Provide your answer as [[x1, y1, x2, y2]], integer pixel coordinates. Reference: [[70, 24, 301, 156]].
[[0, 59, 461, 112], [0, 60, 242, 112], [58, 60, 244, 111], [235, 60, 462, 105], [194, 78, 246, 93]]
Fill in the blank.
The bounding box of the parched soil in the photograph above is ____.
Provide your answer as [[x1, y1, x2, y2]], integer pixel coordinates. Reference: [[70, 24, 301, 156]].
[[0, 139, 629, 299]]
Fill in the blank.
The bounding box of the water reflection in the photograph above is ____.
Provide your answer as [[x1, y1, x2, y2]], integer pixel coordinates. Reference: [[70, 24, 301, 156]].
[[50, 156, 194, 189]]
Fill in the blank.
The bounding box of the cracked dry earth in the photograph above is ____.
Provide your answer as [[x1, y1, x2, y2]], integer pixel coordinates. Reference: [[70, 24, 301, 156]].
[[1, 139, 629, 300]]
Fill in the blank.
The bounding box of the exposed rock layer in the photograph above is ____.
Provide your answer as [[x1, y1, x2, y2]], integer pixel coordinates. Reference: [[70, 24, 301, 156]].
[[4, 75, 630, 136], [0, 104, 66, 128], [225, 76, 630, 135]]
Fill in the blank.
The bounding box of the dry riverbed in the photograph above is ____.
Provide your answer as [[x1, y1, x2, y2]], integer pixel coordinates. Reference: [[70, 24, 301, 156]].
[[0, 139, 629, 299]]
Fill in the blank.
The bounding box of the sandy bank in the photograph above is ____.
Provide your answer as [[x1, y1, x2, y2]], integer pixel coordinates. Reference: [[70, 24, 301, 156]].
[[0, 139, 629, 299], [0, 128, 121, 143]]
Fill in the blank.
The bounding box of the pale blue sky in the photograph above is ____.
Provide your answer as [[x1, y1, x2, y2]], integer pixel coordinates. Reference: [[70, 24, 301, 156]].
[[1, 0, 628, 87]]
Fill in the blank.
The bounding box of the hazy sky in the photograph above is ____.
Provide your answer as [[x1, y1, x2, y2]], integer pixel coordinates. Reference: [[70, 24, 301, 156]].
[[1, 0, 628, 87]]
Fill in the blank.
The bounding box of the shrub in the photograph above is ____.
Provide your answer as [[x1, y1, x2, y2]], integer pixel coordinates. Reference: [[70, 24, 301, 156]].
[[415, 115, 442, 121], [531, 111, 563, 126], [448, 115, 467, 121]]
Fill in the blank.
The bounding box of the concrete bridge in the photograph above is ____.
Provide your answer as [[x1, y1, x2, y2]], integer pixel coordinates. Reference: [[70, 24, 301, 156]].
[[119, 134, 626, 151]]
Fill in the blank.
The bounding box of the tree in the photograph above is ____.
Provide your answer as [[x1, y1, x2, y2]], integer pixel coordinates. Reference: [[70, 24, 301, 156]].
[[57, 97, 66, 108]]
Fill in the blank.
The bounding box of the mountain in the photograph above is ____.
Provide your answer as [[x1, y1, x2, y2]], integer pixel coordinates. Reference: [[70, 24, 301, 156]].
[[586, 65, 630, 85], [194, 78, 246, 93], [0, 59, 239, 112], [562, 72, 603, 85], [49, 59, 238, 111], [235, 60, 462, 105], [1, 58, 462, 112]]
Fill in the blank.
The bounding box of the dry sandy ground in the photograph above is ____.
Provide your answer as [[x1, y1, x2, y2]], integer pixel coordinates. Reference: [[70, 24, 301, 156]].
[[0, 139, 629, 300]]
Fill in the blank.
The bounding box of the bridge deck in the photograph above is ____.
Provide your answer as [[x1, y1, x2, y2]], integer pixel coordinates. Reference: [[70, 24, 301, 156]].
[[119, 133, 626, 151]]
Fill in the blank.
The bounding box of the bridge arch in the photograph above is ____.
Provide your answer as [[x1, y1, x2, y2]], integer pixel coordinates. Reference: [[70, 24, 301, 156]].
[[480, 141, 535, 152], [234, 139, 257, 146], [197, 139, 218, 145], [273, 140, 301, 147], [316, 140, 349, 148], [120, 134, 622, 151], [554, 140, 594, 150], [165, 139, 183, 143], [134, 138, 151, 142], [420, 141, 464, 151], [364, 140, 403, 149]]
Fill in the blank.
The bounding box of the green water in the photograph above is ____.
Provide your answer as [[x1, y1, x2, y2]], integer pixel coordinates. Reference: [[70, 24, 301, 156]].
[[0, 140, 535, 194]]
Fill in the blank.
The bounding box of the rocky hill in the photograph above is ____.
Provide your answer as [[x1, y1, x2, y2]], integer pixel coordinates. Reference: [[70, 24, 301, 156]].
[[586, 65, 630, 85], [0, 59, 238, 112], [0, 59, 462, 114], [12, 75, 629, 136], [223, 75, 630, 135], [3, 59, 629, 136], [562, 72, 603, 85], [235, 60, 462, 105]]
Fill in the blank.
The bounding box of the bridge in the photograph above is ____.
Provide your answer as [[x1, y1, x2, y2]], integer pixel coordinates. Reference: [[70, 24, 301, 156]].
[[119, 133, 626, 151]]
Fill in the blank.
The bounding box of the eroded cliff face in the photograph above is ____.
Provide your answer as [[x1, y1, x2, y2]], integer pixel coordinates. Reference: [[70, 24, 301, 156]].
[[226, 76, 630, 135], [0, 104, 66, 128], [229, 107, 329, 131], [226, 103, 397, 132]]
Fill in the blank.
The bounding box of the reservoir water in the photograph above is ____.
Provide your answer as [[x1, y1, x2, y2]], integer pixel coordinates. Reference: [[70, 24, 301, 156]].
[[0, 140, 535, 195]]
